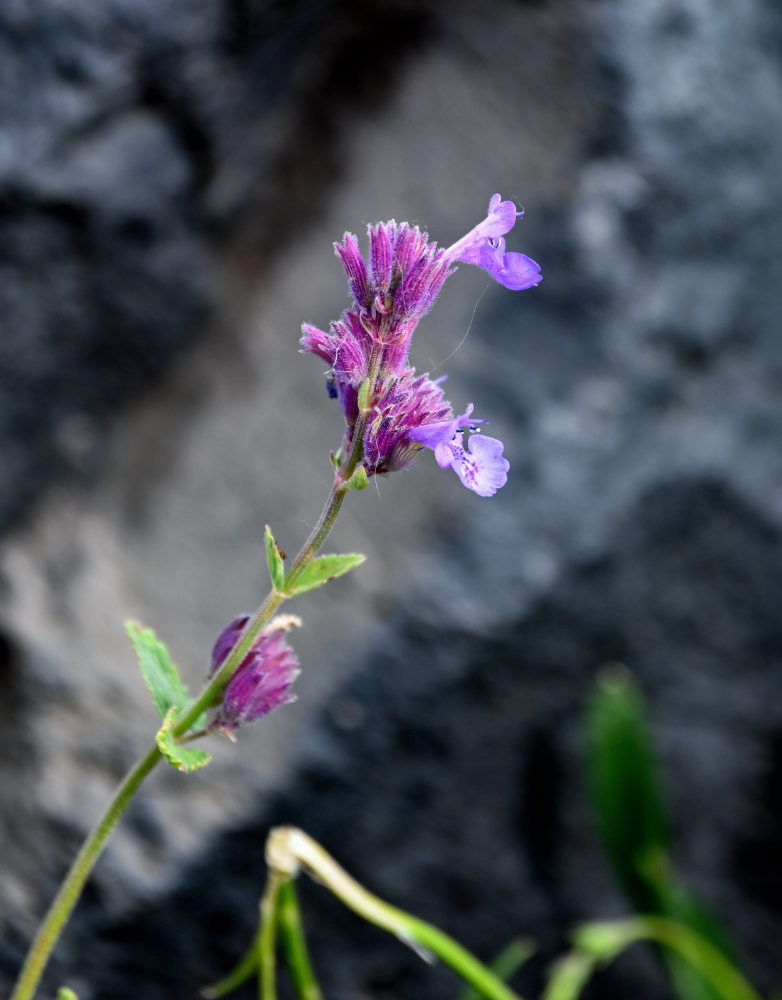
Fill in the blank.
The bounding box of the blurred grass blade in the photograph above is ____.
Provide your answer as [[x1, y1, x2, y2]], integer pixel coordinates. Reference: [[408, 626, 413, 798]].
[[587, 667, 670, 907], [201, 930, 259, 998], [541, 953, 596, 1000], [456, 938, 536, 1000], [586, 669, 743, 1000]]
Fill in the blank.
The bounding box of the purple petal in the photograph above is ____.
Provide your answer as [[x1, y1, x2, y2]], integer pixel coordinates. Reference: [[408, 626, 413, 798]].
[[407, 403, 477, 452], [210, 614, 250, 674], [451, 434, 509, 497], [334, 233, 368, 305], [445, 194, 520, 263], [369, 222, 393, 291], [490, 251, 542, 291]]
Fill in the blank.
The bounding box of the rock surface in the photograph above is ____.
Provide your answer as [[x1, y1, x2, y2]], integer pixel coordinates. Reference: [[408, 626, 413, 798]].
[[2, 0, 782, 997]]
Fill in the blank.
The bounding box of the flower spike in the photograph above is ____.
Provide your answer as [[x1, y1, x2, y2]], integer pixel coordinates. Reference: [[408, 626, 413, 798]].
[[302, 194, 541, 496]]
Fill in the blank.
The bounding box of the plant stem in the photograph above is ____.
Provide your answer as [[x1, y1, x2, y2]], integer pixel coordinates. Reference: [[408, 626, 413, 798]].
[[277, 880, 323, 1000], [258, 870, 284, 1000], [10, 743, 162, 1000], [10, 369, 382, 1000], [615, 917, 762, 1000], [201, 928, 261, 999], [265, 827, 524, 1000]]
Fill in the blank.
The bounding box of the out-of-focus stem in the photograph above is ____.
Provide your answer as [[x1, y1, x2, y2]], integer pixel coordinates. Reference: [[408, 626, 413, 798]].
[[258, 870, 284, 1000], [265, 827, 524, 1000], [277, 880, 323, 1000]]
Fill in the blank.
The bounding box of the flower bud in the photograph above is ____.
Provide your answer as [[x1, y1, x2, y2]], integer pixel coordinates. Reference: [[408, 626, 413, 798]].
[[209, 615, 301, 734]]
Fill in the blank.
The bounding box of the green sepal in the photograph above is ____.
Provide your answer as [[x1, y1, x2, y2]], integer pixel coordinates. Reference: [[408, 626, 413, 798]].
[[156, 707, 212, 773], [284, 553, 365, 596], [265, 524, 285, 591], [357, 377, 370, 413], [126, 621, 189, 721], [330, 448, 343, 471], [343, 465, 369, 491]]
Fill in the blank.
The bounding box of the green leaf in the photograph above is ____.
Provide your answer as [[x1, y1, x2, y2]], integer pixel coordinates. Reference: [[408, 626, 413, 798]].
[[586, 671, 741, 1000], [343, 466, 369, 491], [265, 525, 285, 591], [586, 667, 670, 908], [57, 989, 79, 1000], [542, 953, 596, 1000], [456, 938, 535, 1000], [156, 707, 212, 773], [201, 929, 260, 998], [126, 621, 190, 721], [284, 553, 365, 596], [653, 882, 741, 1000]]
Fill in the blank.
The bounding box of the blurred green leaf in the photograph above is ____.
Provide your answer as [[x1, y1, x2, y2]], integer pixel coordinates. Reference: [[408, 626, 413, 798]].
[[573, 918, 761, 1000], [126, 621, 189, 721], [587, 667, 670, 906], [202, 930, 260, 998], [456, 938, 535, 1000], [586, 669, 743, 1000], [542, 953, 596, 1000], [284, 553, 365, 596]]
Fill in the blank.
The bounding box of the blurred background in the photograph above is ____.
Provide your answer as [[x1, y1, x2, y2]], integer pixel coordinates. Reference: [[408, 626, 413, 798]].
[[1, 0, 781, 997]]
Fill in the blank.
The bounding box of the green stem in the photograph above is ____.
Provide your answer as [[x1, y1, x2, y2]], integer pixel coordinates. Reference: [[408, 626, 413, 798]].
[[265, 827, 524, 1000], [571, 916, 763, 1000], [11, 384, 379, 1000], [614, 917, 761, 1000], [10, 743, 162, 1000], [457, 938, 536, 1000], [201, 928, 261, 999], [277, 880, 323, 1000], [258, 870, 284, 1000], [283, 346, 382, 594]]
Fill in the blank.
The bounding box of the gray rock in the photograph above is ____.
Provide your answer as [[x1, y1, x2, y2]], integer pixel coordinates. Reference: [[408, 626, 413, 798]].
[[3, 0, 782, 997]]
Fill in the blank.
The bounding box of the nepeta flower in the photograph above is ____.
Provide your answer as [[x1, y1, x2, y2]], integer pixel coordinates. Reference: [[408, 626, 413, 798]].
[[209, 614, 300, 734], [301, 194, 540, 496], [445, 193, 542, 291]]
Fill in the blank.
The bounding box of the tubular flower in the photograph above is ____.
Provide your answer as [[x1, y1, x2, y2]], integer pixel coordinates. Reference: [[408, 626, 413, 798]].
[[301, 194, 541, 496], [208, 614, 300, 734]]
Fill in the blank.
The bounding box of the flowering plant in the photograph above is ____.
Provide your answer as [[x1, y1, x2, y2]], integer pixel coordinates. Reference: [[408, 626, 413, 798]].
[[10, 195, 540, 1000]]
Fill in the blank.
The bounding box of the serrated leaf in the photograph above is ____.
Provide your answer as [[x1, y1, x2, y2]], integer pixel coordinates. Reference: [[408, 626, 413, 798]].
[[156, 707, 212, 773], [265, 525, 285, 591], [284, 553, 365, 596], [126, 621, 190, 721]]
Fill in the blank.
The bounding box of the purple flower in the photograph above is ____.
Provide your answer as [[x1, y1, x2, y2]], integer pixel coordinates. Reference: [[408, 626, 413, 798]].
[[209, 614, 300, 733], [445, 194, 542, 291], [432, 431, 510, 497], [301, 195, 540, 497]]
